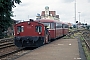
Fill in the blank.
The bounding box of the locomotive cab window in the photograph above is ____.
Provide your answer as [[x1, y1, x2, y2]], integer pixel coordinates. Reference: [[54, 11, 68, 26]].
[[35, 26, 42, 32], [17, 26, 24, 33]]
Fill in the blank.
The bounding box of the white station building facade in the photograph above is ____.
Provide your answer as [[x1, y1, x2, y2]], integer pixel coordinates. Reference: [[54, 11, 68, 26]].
[[36, 6, 60, 20]]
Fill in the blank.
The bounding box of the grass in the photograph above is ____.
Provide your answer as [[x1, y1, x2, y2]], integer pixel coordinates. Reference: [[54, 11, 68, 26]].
[[63, 34, 75, 39], [80, 36, 90, 60], [63, 29, 80, 39], [69, 29, 90, 60]]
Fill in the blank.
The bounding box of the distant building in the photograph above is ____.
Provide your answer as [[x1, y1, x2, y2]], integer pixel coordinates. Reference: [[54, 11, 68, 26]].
[[36, 13, 41, 20], [36, 6, 60, 20], [68, 23, 72, 27]]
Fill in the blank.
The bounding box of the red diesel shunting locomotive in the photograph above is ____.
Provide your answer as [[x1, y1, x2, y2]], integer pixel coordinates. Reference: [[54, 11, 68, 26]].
[[14, 19, 69, 47]]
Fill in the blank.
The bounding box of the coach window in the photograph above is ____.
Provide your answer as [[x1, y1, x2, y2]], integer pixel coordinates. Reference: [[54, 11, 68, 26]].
[[17, 26, 24, 33], [36, 26, 42, 32], [59, 23, 62, 28], [51, 23, 55, 29], [56, 23, 62, 28], [65, 25, 69, 28], [56, 23, 58, 28], [63, 24, 65, 28], [42, 23, 50, 29]]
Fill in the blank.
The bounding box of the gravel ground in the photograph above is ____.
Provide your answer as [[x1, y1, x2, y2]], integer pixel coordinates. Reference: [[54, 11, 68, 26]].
[[0, 46, 18, 56]]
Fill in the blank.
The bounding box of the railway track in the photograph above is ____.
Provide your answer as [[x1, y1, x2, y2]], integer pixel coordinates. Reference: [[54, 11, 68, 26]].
[[0, 38, 14, 43], [0, 38, 18, 59], [0, 38, 38, 60], [0, 42, 14, 49], [84, 39, 90, 51], [0, 47, 23, 58], [0, 47, 36, 60], [0, 39, 25, 59], [0, 43, 18, 58], [81, 30, 90, 51]]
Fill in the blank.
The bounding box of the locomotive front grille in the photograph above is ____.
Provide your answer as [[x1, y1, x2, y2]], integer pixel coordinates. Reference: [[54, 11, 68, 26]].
[[14, 36, 44, 47], [22, 40, 35, 47]]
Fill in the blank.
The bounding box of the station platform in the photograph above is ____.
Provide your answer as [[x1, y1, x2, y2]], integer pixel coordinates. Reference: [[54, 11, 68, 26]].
[[16, 38, 84, 60]]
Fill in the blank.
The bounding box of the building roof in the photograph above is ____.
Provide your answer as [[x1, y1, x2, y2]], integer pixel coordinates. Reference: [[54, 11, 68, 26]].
[[35, 19, 62, 23]]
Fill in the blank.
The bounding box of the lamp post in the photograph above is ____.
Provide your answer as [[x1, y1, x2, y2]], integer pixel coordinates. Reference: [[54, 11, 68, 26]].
[[78, 12, 81, 23], [84, 19, 85, 23], [28, 15, 29, 20], [74, 0, 78, 29], [75, 0, 76, 24]]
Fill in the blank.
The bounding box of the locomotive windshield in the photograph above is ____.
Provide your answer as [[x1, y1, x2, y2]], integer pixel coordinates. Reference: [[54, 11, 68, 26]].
[[17, 26, 24, 33], [35, 26, 42, 32]]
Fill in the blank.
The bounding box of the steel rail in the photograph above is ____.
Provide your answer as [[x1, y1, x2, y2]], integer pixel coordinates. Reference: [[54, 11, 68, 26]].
[[0, 43, 15, 49], [84, 38, 90, 51], [0, 38, 14, 43], [0, 48, 24, 58]]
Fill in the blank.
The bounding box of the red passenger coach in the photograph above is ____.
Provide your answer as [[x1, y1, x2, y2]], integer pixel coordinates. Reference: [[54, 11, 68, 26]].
[[36, 19, 64, 39], [62, 23, 69, 35]]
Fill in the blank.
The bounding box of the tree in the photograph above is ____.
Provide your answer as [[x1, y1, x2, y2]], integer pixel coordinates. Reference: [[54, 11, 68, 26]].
[[0, 0, 21, 38]]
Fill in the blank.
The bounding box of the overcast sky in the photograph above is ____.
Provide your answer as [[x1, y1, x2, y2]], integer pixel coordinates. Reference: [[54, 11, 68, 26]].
[[12, 0, 90, 24]]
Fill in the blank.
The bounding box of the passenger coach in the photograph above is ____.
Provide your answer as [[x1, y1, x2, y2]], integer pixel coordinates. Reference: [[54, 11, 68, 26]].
[[36, 19, 64, 39]]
